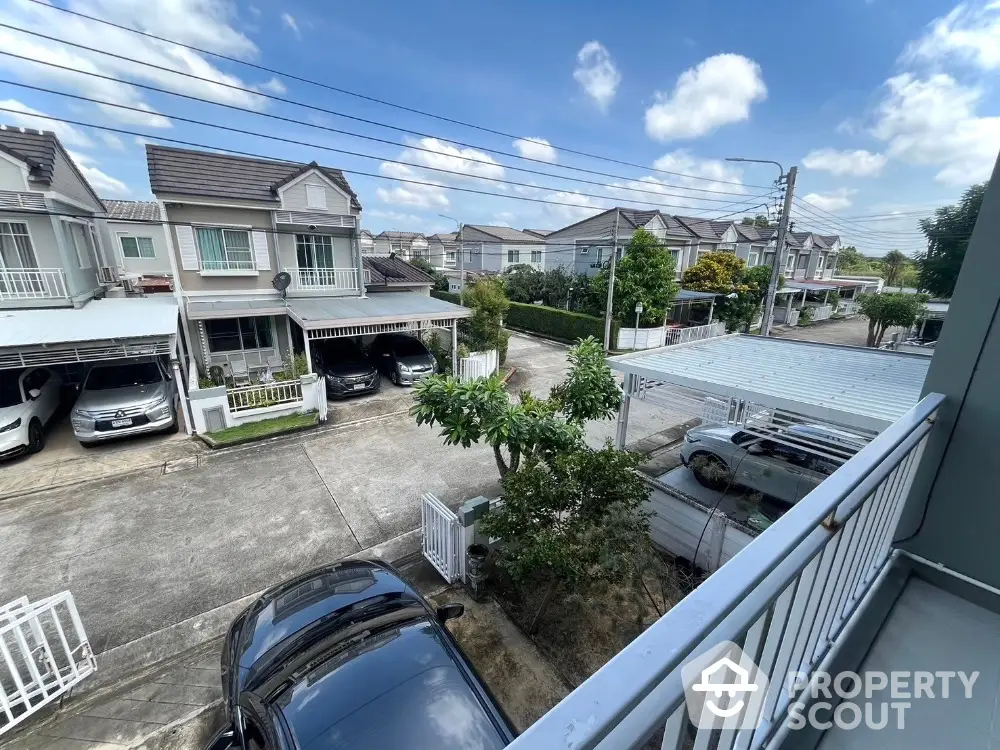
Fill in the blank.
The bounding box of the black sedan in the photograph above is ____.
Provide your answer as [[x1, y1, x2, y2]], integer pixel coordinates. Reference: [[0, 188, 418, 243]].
[[314, 339, 380, 399], [206, 560, 515, 750], [368, 333, 437, 386]]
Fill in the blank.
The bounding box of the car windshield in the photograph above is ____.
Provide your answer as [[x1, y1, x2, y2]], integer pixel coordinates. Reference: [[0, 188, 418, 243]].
[[85, 362, 162, 390], [320, 341, 363, 361], [0, 371, 22, 408], [391, 337, 426, 356]]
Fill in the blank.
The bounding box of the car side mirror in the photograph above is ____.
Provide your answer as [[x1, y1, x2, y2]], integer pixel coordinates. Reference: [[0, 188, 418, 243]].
[[27, 388, 41, 400], [746, 443, 764, 455], [436, 602, 465, 624]]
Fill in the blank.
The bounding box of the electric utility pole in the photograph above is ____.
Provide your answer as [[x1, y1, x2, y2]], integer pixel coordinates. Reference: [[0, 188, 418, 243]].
[[761, 167, 796, 337], [603, 208, 621, 352]]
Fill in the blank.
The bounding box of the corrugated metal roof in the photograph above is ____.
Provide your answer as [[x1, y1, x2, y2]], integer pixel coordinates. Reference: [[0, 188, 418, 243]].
[[675, 289, 719, 301], [0, 297, 177, 347], [785, 280, 837, 292], [288, 292, 471, 329], [608, 334, 930, 431], [103, 199, 161, 222], [185, 297, 288, 319], [363, 256, 434, 285], [146, 145, 361, 209], [522, 228, 553, 237]]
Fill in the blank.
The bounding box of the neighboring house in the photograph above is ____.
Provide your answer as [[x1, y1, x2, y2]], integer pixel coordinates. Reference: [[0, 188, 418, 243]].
[[459, 225, 546, 272], [358, 229, 375, 256], [788, 232, 840, 280], [521, 228, 553, 239], [146, 144, 468, 380], [99, 199, 171, 278], [0, 127, 113, 309], [426, 232, 458, 270], [363, 255, 434, 296], [373, 231, 428, 260]]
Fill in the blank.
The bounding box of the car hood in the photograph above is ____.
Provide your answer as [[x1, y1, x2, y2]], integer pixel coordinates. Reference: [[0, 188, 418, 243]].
[[75, 381, 168, 412], [322, 360, 376, 378], [0, 401, 29, 426], [689, 425, 738, 442], [397, 354, 434, 368]]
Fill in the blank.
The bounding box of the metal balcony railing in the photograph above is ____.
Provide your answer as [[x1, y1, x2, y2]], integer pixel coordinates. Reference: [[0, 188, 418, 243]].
[[287, 267, 361, 292], [227, 381, 303, 412], [0, 268, 69, 300], [507, 392, 943, 750], [199, 258, 256, 272]]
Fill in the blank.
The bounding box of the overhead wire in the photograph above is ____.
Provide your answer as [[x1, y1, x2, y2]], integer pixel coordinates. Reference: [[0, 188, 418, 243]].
[[18, 0, 777, 190], [793, 199, 929, 237]]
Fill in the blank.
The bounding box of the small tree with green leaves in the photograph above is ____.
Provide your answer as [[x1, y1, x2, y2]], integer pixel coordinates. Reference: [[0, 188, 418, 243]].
[[858, 292, 927, 347], [407, 257, 449, 291], [916, 182, 986, 298], [683, 253, 781, 331], [466, 277, 511, 363], [548, 336, 621, 424], [591, 228, 678, 325], [880, 250, 909, 289]]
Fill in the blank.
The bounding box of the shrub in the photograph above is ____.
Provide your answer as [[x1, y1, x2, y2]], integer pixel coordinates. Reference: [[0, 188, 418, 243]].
[[432, 290, 461, 305], [506, 301, 616, 344]]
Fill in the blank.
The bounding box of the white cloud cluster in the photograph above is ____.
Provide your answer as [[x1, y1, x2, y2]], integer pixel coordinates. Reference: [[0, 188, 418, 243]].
[[903, 1, 1000, 70], [801, 188, 857, 212], [376, 162, 449, 209], [0, 98, 93, 147], [513, 137, 557, 163], [644, 54, 767, 141], [67, 149, 129, 195], [802, 148, 888, 177], [573, 41, 620, 112], [281, 12, 300, 38], [0, 0, 283, 131], [872, 73, 1000, 185]]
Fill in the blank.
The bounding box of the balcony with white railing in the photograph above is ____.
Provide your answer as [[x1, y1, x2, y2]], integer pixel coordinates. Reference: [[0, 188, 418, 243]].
[[199, 258, 257, 274], [0, 268, 69, 302], [285, 267, 362, 295], [508, 393, 966, 750]]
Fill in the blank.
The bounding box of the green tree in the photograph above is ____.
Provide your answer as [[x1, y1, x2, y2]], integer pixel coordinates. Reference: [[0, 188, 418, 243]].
[[857, 292, 926, 347], [879, 250, 909, 289], [835, 246, 867, 274], [407, 257, 448, 292], [916, 182, 986, 298], [480, 443, 657, 630], [502, 265, 545, 304], [591, 228, 678, 326], [548, 337, 621, 424], [741, 214, 773, 228], [682, 252, 781, 331], [466, 277, 511, 363]]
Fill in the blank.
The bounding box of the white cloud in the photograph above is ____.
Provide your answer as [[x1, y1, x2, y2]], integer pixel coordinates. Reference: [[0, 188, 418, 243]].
[[644, 54, 767, 141], [258, 77, 287, 95], [871, 73, 1000, 185], [0, 99, 93, 147], [541, 190, 607, 224], [0, 0, 271, 129], [513, 137, 557, 163], [98, 132, 125, 150], [802, 148, 888, 177], [376, 162, 449, 208], [281, 12, 300, 37], [903, 2, 1000, 70], [802, 188, 857, 212], [248, 4, 261, 16], [66, 150, 129, 195], [573, 41, 620, 112], [398, 137, 505, 182], [368, 209, 426, 226]]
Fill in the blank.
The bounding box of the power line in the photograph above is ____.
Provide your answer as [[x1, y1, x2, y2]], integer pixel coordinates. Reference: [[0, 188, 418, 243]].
[[0, 79, 772, 212], [791, 202, 929, 239], [0, 21, 773, 193], [794, 198, 930, 236], [20, 0, 774, 190]]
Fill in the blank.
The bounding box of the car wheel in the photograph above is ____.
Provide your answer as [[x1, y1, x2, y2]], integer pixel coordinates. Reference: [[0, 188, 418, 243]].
[[390, 370, 399, 386], [27, 420, 45, 454], [80, 441, 97, 449], [690, 453, 732, 491], [166, 417, 180, 435]]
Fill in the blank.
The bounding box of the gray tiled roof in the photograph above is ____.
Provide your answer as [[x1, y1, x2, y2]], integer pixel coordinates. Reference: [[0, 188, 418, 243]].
[[103, 199, 161, 222], [0, 127, 56, 183], [675, 215, 722, 239], [363, 256, 434, 286], [377, 231, 424, 240], [429, 232, 457, 242], [735, 224, 776, 242], [359, 229, 375, 239], [145, 145, 361, 209], [521, 228, 553, 237], [618, 209, 659, 228], [710, 220, 734, 235], [820, 235, 840, 246], [465, 225, 539, 242]]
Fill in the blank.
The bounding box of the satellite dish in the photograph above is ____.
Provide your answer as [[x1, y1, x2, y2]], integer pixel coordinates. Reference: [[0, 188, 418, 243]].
[[272, 271, 292, 298]]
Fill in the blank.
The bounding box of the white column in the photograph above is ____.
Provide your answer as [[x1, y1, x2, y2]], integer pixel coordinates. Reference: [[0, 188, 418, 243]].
[[284, 315, 294, 360], [302, 331, 313, 374], [172, 338, 194, 436], [785, 293, 793, 321], [615, 374, 634, 449], [707, 299, 715, 324], [451, 320, 458, 376]]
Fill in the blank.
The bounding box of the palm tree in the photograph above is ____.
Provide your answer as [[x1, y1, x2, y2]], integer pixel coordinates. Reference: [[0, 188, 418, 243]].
[[881, 250, 908, 289]]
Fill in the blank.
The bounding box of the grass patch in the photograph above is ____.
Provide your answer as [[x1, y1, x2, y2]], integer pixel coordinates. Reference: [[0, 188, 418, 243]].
[[204, 411, 318, 447]]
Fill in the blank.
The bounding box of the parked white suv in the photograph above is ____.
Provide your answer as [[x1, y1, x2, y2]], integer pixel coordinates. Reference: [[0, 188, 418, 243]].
[[0, 367, 63, 460]]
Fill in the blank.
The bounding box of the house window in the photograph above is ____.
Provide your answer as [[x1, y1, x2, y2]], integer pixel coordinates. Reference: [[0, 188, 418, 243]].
[[798, 253, 809, 269], [64, 222, 94, 269], [295, 234, 334, 268], [196, 227, 254, 271], [120, 236, 156, 259], [764, 252, 774, 268], [748, 252, 759, 268], [305, 184, 327, 210], [205, 317, 274, 353], [785, 253, 797, 272], [816, 254, 826, 275], [0, 222, 37, 269], [445, 249, 457, 266], [507, 248, 519, 264], [579, 247, 589, 255], [530, 249, 542, 264]]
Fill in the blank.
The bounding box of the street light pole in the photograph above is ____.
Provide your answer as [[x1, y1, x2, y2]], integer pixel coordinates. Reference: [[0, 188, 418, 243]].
[[725, 158, 797, 337], [603, 208, 621, 353]]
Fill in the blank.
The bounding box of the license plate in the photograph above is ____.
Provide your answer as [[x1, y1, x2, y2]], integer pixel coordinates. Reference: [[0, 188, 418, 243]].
[[352, 384, 366, 390], [111, 418, 133, 428]]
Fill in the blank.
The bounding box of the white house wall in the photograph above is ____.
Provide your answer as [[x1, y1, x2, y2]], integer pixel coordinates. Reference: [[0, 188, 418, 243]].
[[102, 219, 172, 277], [279, 176, 351, 215], [0, 156, 28, 191], [49, 148, 103, 213]]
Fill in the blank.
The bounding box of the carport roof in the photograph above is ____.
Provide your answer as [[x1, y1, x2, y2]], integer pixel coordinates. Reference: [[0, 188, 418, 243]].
[[608, 334, 931, 431], [0, 297, 178, 347], [288, 292, 470, 330]]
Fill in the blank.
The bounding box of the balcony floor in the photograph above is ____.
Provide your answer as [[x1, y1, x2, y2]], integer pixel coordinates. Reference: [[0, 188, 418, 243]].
[[817, 575, 1000, 749]]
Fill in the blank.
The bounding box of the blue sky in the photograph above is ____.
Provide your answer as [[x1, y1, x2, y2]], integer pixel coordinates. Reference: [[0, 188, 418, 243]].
[[1, 0, 998, 255]]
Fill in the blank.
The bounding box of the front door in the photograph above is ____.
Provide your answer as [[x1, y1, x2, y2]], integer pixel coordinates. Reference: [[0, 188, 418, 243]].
[[295, 234, 335, 287]]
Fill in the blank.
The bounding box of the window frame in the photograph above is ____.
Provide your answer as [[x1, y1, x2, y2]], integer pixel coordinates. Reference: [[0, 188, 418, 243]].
[[785, 252, 797, 273], [305, 183, 327, 210], [119, 235, 156, 259], [295, 234, 335, 269], [204, 317, 275, 354], [506, 247, 518, 264], [530, 248, 542, 264], [0, 221, 38, 269], [748, 251, 759, 268], [195, 226, 255, 271]]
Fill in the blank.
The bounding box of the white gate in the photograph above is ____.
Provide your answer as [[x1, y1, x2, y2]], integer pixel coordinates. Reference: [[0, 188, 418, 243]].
[[0, 592, 96, 735], [421, 493, 461, 582], [458, 349, 498, 382]]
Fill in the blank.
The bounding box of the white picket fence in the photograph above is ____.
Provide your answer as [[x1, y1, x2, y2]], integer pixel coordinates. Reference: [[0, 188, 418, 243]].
[[617, 321, 727, 351], [421, 493, 461, 582], [664, 321, 727, 346], [0, 592, 96, 735], [458, 349, 498, 382], [838, 300, 859, 316], [810, 304, 834, 322], [227, 380, 303, 412]]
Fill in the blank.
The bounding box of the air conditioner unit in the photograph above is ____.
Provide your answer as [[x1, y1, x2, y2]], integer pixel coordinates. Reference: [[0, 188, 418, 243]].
[[97, 266, 120, 284]]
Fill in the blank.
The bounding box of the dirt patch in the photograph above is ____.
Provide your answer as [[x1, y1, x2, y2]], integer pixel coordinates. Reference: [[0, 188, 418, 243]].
[[431, 589, 569, 732]]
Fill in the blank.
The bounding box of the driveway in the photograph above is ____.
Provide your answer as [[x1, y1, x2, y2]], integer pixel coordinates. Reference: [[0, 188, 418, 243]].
[[772, 315, 905, 348]]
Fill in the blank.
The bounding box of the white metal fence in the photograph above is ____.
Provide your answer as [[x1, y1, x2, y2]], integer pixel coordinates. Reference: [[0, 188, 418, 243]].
[[665, 321, 727, 346], [459, 349, 498, 382], [810, 304, 833, 322], [421, 493, 461, 582], [618, 321, 727, 351], [0, 268, 68, 300], [0, 592, 96, 736], [838, 300, 859, 316], [227, 380, 303, 412], [507, 393, 942, 750], [288, 267, 361, 292]]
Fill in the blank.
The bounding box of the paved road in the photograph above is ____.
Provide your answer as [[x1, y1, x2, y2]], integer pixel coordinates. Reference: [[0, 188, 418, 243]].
[[772, 315, 905, 348]]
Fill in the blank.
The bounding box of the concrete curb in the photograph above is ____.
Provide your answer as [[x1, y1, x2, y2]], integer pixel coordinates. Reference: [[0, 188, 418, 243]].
[[196, 414, 320, 449]]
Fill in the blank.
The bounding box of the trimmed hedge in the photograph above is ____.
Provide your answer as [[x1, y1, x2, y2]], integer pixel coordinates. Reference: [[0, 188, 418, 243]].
[[431, 290, 613, 345]]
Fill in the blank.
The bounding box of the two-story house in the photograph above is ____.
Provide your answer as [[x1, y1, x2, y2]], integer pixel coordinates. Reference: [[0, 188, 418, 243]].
[[98, 199, 172, 281], [372, 231, 428, 260], [426, 232, 458, 270], [459, 225, 547, 273], [146, 145, 468, 381]]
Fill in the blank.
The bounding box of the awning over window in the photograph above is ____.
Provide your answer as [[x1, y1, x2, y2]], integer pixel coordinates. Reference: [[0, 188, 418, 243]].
[[0, 297, 179, 369]]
